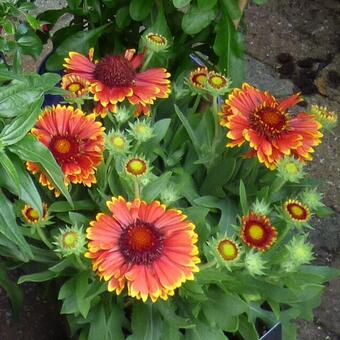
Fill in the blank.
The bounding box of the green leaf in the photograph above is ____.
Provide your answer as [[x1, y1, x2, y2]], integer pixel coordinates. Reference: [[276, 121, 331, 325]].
[[107, 304, 125, 340], [186, 320, 226, 340], [46, 23, 111, 71], [0, 150, 20, 191], [9, 135, 73, 205], [197, 0, 217, 10], [18, 270, 57, 284], [221, 0, 242, 20], [49, 200, 96, 213], [129, 0, 154, 21], [26, 15, 41, 30], [173, 0, 191, 8], [238, 315, 258, 340], [182, 6, 215, 35], [0, 189, 33, 260], [142, 172, 172, 202], [17, 31, 43, 59], [129, 304, 162, 340], [239, 179, 248, 214], [174, 105, 200, 154], [0, 97, 43, 145], [76, 272, 91, 318], [0, 266, 23, 317], [153, 119, 171, 144], [115, 7, 131, 29], [0, 154, 43, 215], [88, 304, 107, 340]]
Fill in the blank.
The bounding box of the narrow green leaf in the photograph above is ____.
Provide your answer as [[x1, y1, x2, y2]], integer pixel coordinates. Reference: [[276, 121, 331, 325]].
[[0, 190, 32, 260], [18, 270, 57, 284], [0, 266, 23, 317], [173, 0, 191, 8], [0, 151, 20, 190], [49, 200, 96, 213], [10, 135, 72, 205], [174, 105, 200, 154], [239, 179, 248, 214], [142, 172, 172, 202]]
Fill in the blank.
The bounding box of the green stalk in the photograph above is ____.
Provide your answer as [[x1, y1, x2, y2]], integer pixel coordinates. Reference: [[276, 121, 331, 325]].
[[141, 52, 154, 71], [36, 227, 53, 249], [134, 178, 140, 199]]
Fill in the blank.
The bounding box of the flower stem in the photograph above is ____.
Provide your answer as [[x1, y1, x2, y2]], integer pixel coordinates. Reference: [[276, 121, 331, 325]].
[[141, 52, 154, 71], [76, 255, 87, 271], [105, 154, 113, 174], [191, 94, 201, 114], [207, 96, 221, 170], [199, 260, 216, 270], [36, 227, 53, 249], [134, 178, 140, 199]]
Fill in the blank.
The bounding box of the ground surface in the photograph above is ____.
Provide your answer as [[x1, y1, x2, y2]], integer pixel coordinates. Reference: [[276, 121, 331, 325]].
[[245, 1, 340, 339], [0, 0, 339, 339]]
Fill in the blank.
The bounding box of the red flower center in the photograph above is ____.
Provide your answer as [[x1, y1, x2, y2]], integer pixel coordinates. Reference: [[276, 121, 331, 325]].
[[26, 208, 39, 222], [251, 106, 287, 138], [286, 203, 308, 220], [94, 55, 136, 88], [119, 219, 164, 265], [50, 136, 80, 164]]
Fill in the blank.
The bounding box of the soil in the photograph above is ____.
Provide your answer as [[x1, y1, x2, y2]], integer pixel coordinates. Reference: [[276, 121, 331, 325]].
[[0, 0, 339, 339]]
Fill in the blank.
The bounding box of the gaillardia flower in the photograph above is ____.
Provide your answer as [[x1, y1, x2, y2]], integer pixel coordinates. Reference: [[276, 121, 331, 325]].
[[276, 155, 305, 182], [188, 67, 208, 93], [86, 197, 200, 302], [220, 84, 323, 169], [244, 251, 266, 276], [240, 212, 277, 251], [124, 156, 149, 178], [61, 74, 90, 99], [144, 32, 168, 53], [105, 130, 130, 155], [300, 188, 324, 210], [54, 225, 86, 257], [206, 71, 231, 96], [22, 203, 48, 224], [283, 199, 311, 223], [310, 104, 337, 130], [64, 48, 171, 115], [27, 105, 104, 196]]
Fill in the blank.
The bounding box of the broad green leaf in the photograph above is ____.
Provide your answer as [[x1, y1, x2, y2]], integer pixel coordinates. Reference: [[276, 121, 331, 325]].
[[107, 304, 125, 340], [186, 320, 226, 340], [17, 31, 43, 59], [0, 150, 20, 190], [0, 190, 32, 260], [46, 23, 111, 71], [76, 272, 91, 318], [18, 270, 57, 284], [238, 316, 258, 340], [88, 305, 107, 340], [116, 7, 131, 29], [9, 135, 72, 205], [173, 0, 191, 8], [129, 0, 154, 21], [221, 0, 242, 20], [153, 119, 171, 144], [142, 172, 172, 202], [239, 179, 248, 214], [197, 0, 217, 10], [0, 97, 43, 145], [129, 304, 162, 340], [182, 6, 215, 35]]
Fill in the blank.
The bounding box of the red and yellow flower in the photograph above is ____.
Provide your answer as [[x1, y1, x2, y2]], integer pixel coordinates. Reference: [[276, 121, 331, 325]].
[[188, 67, 208, 92], [240, 212, 277, 251], [60, 74, 90, 99], [22, 203, 48, 224], [64, 48, 171, 116], [220, 84, 323, 169], [27, 105, 104, 196], [86, 197, 200, 302], [284, 199, 311, 222]]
